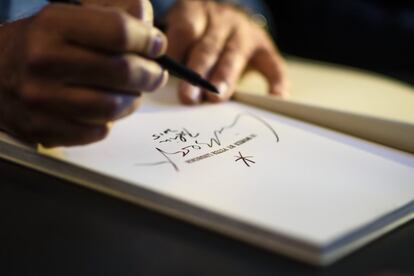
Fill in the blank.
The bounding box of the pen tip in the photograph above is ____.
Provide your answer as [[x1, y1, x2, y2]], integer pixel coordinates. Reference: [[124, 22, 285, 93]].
[[206, 83, 220, 94]]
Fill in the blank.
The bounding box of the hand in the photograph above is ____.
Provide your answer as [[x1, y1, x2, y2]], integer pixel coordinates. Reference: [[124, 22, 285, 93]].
[[0, 3, 168, 147], [164, 0, 289, 105]]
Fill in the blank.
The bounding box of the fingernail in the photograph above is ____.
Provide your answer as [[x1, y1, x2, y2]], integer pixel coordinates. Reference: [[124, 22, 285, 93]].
[[150, 70, 169, 91], [188, 86, 202, 103], [272, 82, 289, 99], [114, 96, 124, 110], [160, 70, 169, 87], [214, 81, 228, 97], [149, 33, 166, 57], [114, 95, 134, 112]]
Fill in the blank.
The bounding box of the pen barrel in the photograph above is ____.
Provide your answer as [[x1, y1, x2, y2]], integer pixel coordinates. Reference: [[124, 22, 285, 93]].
[[155, 56, 200, 82], [155, 56, 218, 93]]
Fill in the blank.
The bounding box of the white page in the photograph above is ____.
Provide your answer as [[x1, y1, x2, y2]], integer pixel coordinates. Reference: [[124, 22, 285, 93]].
[[48, 86, 414, 247]]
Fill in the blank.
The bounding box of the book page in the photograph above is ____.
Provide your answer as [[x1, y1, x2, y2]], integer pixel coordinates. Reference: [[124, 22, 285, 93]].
[[235, 61, 414, 153], [41, 84, 414, 247], [237, 58, 414, 123]]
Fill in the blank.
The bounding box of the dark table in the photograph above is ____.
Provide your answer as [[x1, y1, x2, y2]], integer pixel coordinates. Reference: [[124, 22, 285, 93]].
[[1, 158, 413, 276]]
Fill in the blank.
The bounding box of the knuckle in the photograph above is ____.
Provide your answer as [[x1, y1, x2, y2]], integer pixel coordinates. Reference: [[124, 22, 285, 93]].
[[213, 69, 228, 81], [215, 56, 243, 79], [195, 40, 220, 56], [107, 10, 129, 50], [224, 40, 240, 53], [25, 25, 58, 71], [189, 55, 212, 75], [25, 39, 62, 74], [217, 58, 234, 73], [35, 5, 58, 24], [169, 24, 198, 42], [26, 43, 48, 70], [19, 82, 43, 104], [124, 55, 143, 88], [113, 57, 131, 85]]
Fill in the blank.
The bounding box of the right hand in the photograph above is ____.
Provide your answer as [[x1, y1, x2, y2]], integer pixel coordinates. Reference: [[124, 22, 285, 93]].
[[0, 3, 168, 147]]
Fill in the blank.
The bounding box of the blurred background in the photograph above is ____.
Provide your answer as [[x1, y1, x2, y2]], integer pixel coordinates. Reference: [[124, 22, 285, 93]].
[[264, 0, 414, 85]]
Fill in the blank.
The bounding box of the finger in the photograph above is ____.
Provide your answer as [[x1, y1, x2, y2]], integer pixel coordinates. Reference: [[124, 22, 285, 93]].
[[20, 81, 141, 124], [250, 46, 290, 98], [39, 4, 166, 57], [165, 1, 208, 61], [28, 46, 168, 93], [14, 112, 109, 147], [124, 54, 169, 92], [206, 32, 250, 103], [115, 96, 142, 119], [179, 8, 232, 104]]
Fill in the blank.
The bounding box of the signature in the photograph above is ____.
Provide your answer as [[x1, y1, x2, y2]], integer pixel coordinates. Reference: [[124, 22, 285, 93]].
[[135, 113, 279, 172]]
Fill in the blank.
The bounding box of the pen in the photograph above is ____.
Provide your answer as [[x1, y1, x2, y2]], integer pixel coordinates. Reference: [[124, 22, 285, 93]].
[[47, 0, 219, 93]]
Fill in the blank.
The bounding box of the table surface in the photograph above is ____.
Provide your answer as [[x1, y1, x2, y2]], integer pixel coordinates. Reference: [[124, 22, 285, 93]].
[[1, 158, 414, 276]]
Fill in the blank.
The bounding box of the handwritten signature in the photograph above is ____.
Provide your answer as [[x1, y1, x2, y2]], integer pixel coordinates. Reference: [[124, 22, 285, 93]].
[[136, 113, 279, 172]]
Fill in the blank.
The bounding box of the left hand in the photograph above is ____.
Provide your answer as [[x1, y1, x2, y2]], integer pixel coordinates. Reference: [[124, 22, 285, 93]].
[[164, 0, 289, 104]]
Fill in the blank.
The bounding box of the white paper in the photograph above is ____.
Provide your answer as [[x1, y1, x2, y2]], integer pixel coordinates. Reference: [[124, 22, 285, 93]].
[[51, 86, 414, 247]]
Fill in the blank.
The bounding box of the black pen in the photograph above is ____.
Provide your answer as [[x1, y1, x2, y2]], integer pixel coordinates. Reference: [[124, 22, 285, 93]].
[[47, 0, 219, 93]]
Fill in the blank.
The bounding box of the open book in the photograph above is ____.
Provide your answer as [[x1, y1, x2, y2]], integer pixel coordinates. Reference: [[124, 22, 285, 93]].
[[236, 59, 414, 153], [1, 59, 413, 265]]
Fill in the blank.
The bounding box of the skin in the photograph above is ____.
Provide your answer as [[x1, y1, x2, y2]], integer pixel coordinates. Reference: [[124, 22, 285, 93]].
[[164, 0, 289, 105], [0, 0, 288, 147], [0, 0, 167, 147]]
